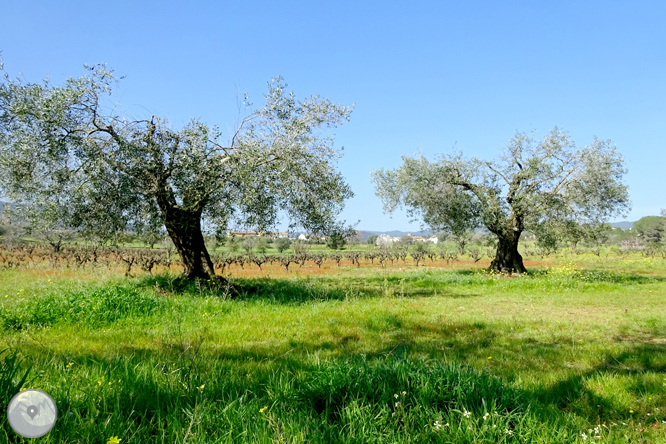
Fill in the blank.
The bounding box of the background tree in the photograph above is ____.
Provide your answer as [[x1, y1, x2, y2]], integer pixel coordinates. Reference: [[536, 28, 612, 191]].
[[292, 239, 308, 255], [274, 237, 291, 253], [326, 233, 346, 250], [140, 231, 163, 249], [346, 230, 363, 245], [241, 237, 256, 255], [395, 235, 414, 248], [531, 220, 575, 255], [633, 216, 665, 246], [0, 62, 354, 280], [0, 218, 26, 246], [581, 223, 612, 256], [225, 236, 240, 253], [325, 223, 355, 250], [372, 128, 629, 273], [365, 234, 378, 245], [412, 240, 429, 253], [110, 231, 135, 248], [213, 230, 227, 248], [450, 230, 473, 255], [3, 197, 77, 252], [254, 237, 268, 254]]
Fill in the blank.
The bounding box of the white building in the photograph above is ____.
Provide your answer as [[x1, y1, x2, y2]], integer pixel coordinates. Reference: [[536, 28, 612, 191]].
[[376, 234, 397, 248]]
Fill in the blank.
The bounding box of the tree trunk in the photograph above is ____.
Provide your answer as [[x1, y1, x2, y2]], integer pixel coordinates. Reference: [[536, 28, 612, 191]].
[[162, 207, 215, 280], [489, 232, 527, 273]]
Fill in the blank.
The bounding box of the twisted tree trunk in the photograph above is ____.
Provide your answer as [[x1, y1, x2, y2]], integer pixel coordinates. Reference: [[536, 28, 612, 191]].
[[489, 230, 526, 273], [161, 205, 215, 280]]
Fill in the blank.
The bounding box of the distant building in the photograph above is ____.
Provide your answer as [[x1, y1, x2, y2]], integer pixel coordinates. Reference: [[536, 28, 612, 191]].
[[427, 236, 439, 244], [262, 231, 288, 239], [376, 234, 397, 247], [227, 230, 258, 237], [227, 230, 288, 238]]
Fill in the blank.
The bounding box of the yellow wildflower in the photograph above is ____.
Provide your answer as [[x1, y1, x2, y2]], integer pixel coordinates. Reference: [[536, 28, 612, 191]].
[[107, 437, 122, 444], [260, 406, 268, 413]]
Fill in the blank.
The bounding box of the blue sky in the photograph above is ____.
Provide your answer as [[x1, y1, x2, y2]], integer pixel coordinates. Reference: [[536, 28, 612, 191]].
[[2, 1, 664, 231]]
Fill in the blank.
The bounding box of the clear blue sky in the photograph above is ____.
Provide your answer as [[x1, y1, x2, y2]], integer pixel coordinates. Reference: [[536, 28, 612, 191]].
[[2, 1, 664, 231]]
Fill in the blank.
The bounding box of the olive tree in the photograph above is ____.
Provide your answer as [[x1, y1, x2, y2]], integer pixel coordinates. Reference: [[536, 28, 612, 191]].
[[274, 237, 291, 253], [3, 200, 77, 252], [0, 62, 353, 279], [372, 128, 629, 273], [633, 216, 666, 246]]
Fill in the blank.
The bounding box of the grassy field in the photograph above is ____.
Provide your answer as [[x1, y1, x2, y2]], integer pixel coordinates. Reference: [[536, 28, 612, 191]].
[[1, 255, 665, 443]]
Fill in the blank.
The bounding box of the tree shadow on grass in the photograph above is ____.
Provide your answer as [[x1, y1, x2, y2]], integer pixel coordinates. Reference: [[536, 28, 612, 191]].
[[363, 324, 666, 427], [179, 319, 664, 427], [133, 266, 662, 306], [15, 347, 580, 443], [135, 273, 483, 304], [525, 343, 666, 424], [14, 317, 666, 439]]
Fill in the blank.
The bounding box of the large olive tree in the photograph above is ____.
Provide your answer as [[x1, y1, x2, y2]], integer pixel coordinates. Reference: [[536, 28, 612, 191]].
[[372, 128, 630, 273], [0, 62, 354, 279]]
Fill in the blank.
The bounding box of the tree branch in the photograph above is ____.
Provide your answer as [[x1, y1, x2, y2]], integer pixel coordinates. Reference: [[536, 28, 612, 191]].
[[484, 162, 511, 185]]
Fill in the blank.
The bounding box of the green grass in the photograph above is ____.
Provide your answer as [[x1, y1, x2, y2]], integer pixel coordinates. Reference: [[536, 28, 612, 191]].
[[1, 258, 666, 443]]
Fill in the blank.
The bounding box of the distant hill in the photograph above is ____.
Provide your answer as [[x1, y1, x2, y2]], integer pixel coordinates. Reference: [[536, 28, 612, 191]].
[[610, 221, 634, 230]]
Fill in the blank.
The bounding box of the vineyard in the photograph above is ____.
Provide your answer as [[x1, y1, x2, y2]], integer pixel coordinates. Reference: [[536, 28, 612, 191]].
[[2, 239, 664, 277]]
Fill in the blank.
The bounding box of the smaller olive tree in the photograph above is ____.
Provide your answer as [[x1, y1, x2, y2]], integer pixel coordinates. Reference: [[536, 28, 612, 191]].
[[326, 233, 346, 250], [274, 237, 291, 253], [634, 216, 665, 246], [395, 235, 414, 248], [227, 236, 241, 253], [241, 237, 256, 255], [372, 128, 629, 273], [255, 237, 269, 254]]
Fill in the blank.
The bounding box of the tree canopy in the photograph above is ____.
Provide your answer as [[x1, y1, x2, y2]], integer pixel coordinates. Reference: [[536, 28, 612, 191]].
[[372, 128, 630, 272], [0, 61, 354, 279], [633, 215, 665, 245]]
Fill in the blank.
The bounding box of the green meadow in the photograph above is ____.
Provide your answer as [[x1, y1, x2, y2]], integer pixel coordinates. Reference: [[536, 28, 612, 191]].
[[1, 255, 665, 443]]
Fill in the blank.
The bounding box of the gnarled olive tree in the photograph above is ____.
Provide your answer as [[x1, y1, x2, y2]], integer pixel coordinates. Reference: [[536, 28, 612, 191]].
[[0, 62, 353, 279], [372, 128, 630, 273]]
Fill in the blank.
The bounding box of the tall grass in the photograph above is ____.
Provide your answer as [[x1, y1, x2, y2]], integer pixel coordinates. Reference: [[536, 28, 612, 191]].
[[1, 353, 586, 443]]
